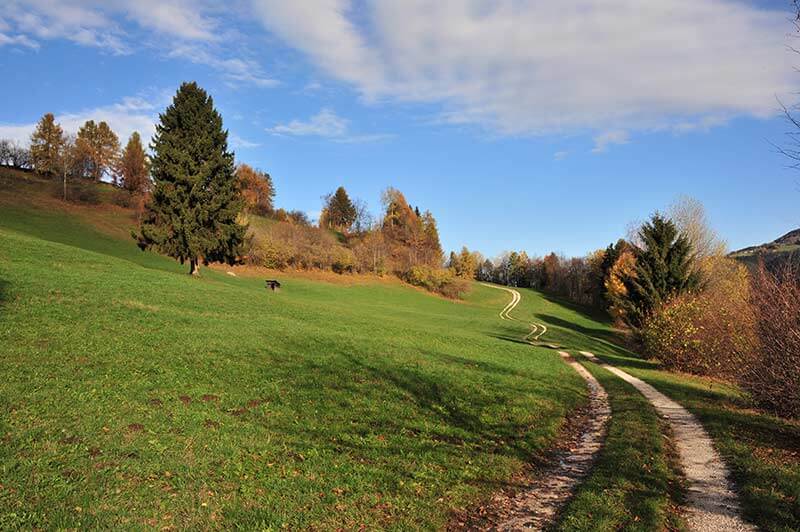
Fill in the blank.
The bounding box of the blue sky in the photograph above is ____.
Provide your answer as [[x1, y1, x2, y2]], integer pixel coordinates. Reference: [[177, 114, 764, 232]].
[[1, 0, 799, 257]]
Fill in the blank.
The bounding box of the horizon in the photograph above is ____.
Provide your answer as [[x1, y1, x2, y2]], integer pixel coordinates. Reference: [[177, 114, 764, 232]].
[[2, 0, 799, 257]]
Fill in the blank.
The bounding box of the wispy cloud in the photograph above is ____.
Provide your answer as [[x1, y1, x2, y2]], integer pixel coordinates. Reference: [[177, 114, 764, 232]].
[[0, 31, 39, 49], [554, 150, 569, 161], [169, 45, 278, 88], [229, 133, 260, 149], [267, 108, 391, 143], [0, 94, 158, 146], [268, 108, 348, 137], [249, 0, 794, 140], [591, 130, 629, 153], [4, 1, 277, 88]]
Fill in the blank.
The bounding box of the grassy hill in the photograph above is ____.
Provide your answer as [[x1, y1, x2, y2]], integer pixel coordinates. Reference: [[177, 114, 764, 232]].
[[1, 171, 797, 530], [730, 228, 800, 270], [0, 172, 590, 528]]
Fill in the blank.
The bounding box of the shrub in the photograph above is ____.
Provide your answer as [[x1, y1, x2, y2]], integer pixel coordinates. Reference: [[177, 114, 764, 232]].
[[403, 265, 470, 299], [742, 263, 800, 418], [247, 219, 354, 274], [248, 237, 293, 269], [641, 258, 754, 377], [57, 181, 100, 204]]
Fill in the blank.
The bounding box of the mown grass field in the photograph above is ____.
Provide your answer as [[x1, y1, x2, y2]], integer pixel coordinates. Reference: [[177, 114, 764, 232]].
[[509, 288, 800, 531], [1, 171, 798, 530], [0, 174, 590, 529]]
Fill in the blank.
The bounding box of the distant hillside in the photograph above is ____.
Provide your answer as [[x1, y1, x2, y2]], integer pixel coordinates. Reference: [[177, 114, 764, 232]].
[[730, 228, 800, 269]]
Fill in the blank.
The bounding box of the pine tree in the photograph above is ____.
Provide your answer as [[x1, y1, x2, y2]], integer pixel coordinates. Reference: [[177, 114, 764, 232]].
[[325, 186, 357, 231], [30, 113, 65, 176], [135, 82, 246, 275], [616, 214, 700, 328], [420, 210, 443, 266], [117, 132, 150, 194]]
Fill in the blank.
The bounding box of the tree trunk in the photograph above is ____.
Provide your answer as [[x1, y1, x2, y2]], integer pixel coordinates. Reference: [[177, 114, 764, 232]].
[[190, 258, 200, 276]]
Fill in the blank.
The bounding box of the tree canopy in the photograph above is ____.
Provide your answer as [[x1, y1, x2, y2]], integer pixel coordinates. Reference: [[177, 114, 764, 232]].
[[612, 214, 700, 328], [135, 82, 246, 275], [75, 120, 120, 182], [117, 132, 150, 194], [237, 164, 275, 216], [321, 186, 357, 232], [30, 113, 65, 176]]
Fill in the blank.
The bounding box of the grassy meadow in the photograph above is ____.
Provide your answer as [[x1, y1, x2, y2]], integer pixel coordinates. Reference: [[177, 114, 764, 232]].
[[509, 288, 800, 531], [1, 171, 798, 530], [0, 173, 590, 529]]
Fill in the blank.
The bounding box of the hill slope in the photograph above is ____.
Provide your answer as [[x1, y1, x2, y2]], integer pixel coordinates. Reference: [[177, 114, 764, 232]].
[[731, 227, 800, 268], [0, 174, 590, 529]]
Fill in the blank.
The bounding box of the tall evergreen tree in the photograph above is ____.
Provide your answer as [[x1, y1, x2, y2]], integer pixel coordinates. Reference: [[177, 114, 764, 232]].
[[30, 113, 65, 176], [420, 210, 443, 266], [615, 214, 700, 328], [324, 186, 357, 231], [135, 82, 246, 275]]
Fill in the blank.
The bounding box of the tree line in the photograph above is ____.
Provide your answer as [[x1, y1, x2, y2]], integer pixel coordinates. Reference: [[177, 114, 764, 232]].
[[3, 82, 462, 297], [459, 198, 798, 419]]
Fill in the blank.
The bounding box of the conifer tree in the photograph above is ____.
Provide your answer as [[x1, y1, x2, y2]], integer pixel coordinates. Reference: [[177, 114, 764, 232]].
[[420, 210, 443, 266], [117, 132, 150, 194], [324, 186, 357, 231], [615, 214, 700, 328], [135, 82, 246, 275], [30, 113, 65, 176]]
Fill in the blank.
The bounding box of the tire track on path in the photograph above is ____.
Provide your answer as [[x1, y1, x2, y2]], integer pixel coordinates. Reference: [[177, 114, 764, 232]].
[[579, 351, 755, 531], [470, 284, 610, 530]]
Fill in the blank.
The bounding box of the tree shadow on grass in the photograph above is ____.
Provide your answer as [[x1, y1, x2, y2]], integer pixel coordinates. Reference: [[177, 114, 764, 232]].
[[536, 313, 623, 347], [334, 351, 574, 464], [534, 291, 613, 325], [488, 334, 535, 347], [0, 278, 9, 313]]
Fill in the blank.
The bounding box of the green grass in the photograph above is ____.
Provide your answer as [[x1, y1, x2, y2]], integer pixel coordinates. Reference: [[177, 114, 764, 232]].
[[509, 287, 800, 532], [1, 172, 798, 530], [0, 197, 588, 529], [591, 352, 800, 531], [555, 363, 686, 532]]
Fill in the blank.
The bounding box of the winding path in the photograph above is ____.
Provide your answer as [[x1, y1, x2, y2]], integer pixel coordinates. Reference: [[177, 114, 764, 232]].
[[481, 283, 548, 342], [579, 351, 754, 531], [476, 284, 610, 530]]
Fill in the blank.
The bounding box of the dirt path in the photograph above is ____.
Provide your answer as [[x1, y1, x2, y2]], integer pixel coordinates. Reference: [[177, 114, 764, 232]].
[[579, 351, 755, 531], [468, 285, 610, 530], [480, 283, 548, 342]]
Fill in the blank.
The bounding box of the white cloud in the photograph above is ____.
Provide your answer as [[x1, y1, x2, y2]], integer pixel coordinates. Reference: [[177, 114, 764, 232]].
[[121, 0, 218, 41], [249, 0, 795, 137], [5, 1, 129, 54], [229, 134, 260, 149], [0, 95, 158, 146], [267, 108, 391, 143], [269, 108, 348, 137], [168, 45, 279, 88], [592, 130, 629, 153], [4, 0, 218, 52], [554, 150, 569, 161], [0, 31, 39, 49], [4, 1, 277, 87]]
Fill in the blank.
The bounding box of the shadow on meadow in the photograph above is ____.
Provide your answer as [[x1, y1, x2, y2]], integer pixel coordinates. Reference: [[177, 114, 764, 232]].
[[536, 313, 622, 347], [300, 349, 583, 466], [0, 278, 9, 310], [535, 291, 612, 325]]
